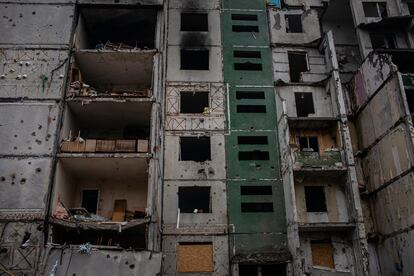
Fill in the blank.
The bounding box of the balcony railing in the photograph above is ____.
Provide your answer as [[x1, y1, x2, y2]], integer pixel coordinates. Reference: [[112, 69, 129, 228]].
[[294, 149, 342, 168]]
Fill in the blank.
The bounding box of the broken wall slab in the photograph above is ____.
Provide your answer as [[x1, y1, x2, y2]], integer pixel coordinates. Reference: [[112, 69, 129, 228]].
[[163, 180, 227, 228], [0, 49, 69, 99], [0, 3, 74, 47], [362, 124, 414, 192], [355, 76, 406, 149], [163, 133, 225, 180], [0, 157, 52, 211], [268, 8, 321, 45], [162, 235, 229, 276], [0, 103, 59, 156], [370, 172, 414, 236], [43, 248, 162, 276]]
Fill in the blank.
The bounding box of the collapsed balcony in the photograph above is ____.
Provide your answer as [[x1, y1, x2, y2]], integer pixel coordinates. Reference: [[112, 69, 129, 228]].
[[289, 119, 345, 172], [50, 157, 149, 249], [60, 101, 151, 155]]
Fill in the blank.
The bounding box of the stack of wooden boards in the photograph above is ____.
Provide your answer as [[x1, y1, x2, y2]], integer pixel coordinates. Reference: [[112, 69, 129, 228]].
[[61, 139, 148, 153]]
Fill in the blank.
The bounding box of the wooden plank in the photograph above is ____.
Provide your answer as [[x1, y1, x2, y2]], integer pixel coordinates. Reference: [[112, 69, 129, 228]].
[[61, 141, 86, 153], [96, 140, 116, 152], [115, 139, 136, 152], [177, 243, 214, 272], [85, 139, 96, 152], [137, 139, 149, 153], [311, 241, 335, 269], [112, 199, 127, 222]]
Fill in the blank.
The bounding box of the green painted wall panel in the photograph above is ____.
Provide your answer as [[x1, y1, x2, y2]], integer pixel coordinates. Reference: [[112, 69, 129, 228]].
[[228, 87, 277, 130], [230, 233, 289, 257], [223, 47, 274, 85], [227, 180, 286, 232], [226, 133, 280, 180], [221, 10, 269, 47], [223, 0, 267, 10]]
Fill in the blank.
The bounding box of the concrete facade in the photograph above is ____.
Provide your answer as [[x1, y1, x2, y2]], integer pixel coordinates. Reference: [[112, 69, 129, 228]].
[[1, 0, 414, 275]]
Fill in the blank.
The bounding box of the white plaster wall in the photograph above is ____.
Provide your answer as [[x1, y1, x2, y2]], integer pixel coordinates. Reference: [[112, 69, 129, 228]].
[[164, 133, 226, 180]]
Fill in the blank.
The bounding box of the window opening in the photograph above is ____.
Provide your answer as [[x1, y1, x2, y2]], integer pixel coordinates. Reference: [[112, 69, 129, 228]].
[[236, 91, 265, 99], [232, 25, 259, 32], [180, 91, 209, 113], [363, 2, 387, 18], [180, 136, 211, 162], [241, 202, 274, 212], [288, 52, 308, 82], [295, 92, 315, 117], [299, 136, 319, 153], [304, 186, 327, 212], [233, 51, 261, 58], [240, 186, 272, 195], [237, 136, 268, 145], [181, 13, 208, 32], [370, 33, 396, 49], [81, 189, 98, 214], [285, 14, 303, 33], [178, 186, 211, 213], [180, 49, 209, 70], [239, 151, 270, 160], [231, 14, 258, 21]]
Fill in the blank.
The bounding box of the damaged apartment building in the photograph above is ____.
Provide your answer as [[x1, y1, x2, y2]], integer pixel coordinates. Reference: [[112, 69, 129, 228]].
[[0, 0, 414, 275]]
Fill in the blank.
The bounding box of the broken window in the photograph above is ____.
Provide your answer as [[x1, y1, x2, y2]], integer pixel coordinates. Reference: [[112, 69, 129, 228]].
[[236, 91, 265, 99], [181, 13, 208, 32], [177, 243, 214, 272], [304, 186, 327, 212], [239, 265, 287, 276], [81, 189, 98, 214], [238, 136, 268, 145], [237, 105, 266, 113], [295, 92, 315, 117], [288, 52, 308, 82], [180, 136, 211, 162], [180, 49, 209, 70], [241, 202, 274, 212], [240, 186, 272, 195], [239, 151, 270, 160], [76, 8, 157, 49], [299, 136, 319, 153], [370, 33, 396, 49], [311, 240, 335, 269], [178, 186, 211, 213], [232, 25, 259, 32], [231, 14, 258, 21], [362, 2, 387, 18], [285, 14, 303, 33], [180, 91, 209, 113]]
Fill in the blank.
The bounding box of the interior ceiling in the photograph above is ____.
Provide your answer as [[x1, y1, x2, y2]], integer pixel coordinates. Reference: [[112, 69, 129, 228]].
[[59, 157, 148, 181], [75, 50, 155, 89], [68, 101, 152, 128]]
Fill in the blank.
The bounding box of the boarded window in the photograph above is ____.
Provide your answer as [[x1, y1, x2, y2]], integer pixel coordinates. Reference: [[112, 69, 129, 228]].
[[299, 136, 319, 153], [236, 91, 265, 99], [288, 52, 308, 82], [304, 186, 327, 212], [180, 91, 209, 113], [181, 13, 208, 32], [177, 243, 214, 272], [178, 186, 211, 213], [81, 189, 98, 214], [311, 241, 335, 269], [180, 136, 211, 162], [295, 92, 315, 117], [363, 2, 387, 17], [370, 33, 396, 49], [180, 49, 209, 70], [285, 14, 303, 33]]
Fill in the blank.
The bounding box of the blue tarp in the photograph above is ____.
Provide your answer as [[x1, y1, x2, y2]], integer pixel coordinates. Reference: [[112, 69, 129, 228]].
[[268, 0, 281, 7]]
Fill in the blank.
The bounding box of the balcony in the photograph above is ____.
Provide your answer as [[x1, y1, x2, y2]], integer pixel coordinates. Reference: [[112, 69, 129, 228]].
[[294, 149, 342, 168]]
